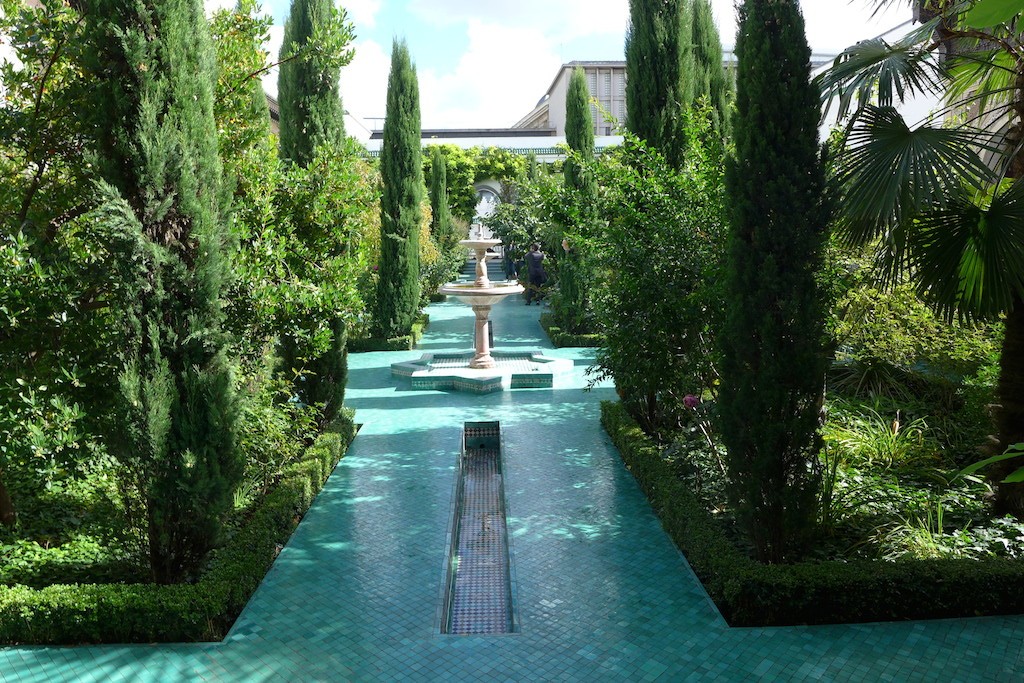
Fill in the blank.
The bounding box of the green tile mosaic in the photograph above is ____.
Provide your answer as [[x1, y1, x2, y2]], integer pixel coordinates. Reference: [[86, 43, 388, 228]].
[[2, 294, 1024, 681]]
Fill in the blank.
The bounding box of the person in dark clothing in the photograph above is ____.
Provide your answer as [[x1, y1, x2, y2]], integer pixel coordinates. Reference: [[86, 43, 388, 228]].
[[525, 242, 546, 305]]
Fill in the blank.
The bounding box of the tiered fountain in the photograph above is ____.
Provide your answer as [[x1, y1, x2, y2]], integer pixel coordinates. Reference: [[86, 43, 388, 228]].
[[438, 238, 522, 369], [390, 233, 571, 393]]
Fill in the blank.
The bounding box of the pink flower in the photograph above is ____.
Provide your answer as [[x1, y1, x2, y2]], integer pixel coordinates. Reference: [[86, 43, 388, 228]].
[[683, 394, 699, 409]]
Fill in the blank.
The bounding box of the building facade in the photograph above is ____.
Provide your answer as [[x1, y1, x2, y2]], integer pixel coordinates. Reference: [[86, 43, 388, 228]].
[[513, 61, 627, 137]]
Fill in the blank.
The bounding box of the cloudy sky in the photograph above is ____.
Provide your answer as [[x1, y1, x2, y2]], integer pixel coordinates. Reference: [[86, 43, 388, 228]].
[[207, 0, 914, 140]]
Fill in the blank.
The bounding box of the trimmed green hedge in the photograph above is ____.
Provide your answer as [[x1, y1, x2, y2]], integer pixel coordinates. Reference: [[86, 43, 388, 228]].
[[348, 314, 430, 352], [0, 410, 358, 645], [539, 313, 602, 348], [601, 400, 1024, 626]]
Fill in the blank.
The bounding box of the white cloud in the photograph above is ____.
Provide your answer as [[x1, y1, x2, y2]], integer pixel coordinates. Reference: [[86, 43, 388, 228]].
[[338, 22, 561, 138], [339, 38, 391, 139], [419, 19, 562, 129], [203, 0, 236, 15], [341, 0, 382, 30], [407, 0, 629, 42], [709, 0, 913, 53]]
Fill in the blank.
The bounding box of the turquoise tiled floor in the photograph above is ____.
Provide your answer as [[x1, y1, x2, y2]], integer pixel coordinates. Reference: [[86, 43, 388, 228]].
[[3, 290, 1024, 681]]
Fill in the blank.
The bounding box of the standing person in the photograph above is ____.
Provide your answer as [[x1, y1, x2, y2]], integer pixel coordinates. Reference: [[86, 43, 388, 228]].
[[525, 243, 546, 305]]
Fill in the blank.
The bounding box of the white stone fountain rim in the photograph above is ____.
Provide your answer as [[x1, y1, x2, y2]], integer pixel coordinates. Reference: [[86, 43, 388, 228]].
[[390, 350, 573, 393]]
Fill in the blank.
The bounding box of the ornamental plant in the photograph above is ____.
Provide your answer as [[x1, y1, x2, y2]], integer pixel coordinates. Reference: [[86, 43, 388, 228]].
[[590, 107, 727, 437], [85, 0, 242, 583], [373, 40, 423, 339], [719, 0, 832, 563]]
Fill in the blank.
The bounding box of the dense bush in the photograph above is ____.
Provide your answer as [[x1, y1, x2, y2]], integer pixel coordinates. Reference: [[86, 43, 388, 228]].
[[0, 411, 355, 644], [603, 400, 1024, 626], [589, 114, 726, 436], [348, 314, 430, 352], [538, 313, 602, 348]]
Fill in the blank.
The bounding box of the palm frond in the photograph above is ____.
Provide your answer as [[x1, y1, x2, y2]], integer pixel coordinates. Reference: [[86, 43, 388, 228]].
[[945, 47, 1016, 117], [836, 106, 995, 243], [816, 24, 944, 121], [909, 178, 1024, 320]]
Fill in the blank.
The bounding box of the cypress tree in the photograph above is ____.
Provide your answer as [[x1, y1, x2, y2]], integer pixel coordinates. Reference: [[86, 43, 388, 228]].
[[373, 40, 423, 339], [564, 67, 598, 210], [278, 0, 345, 166], [720, 0, 831, 564], [275, 0, 351, 420], [87, 0, 241, 583], [560, 67, 599, 332], [691, 0, 731, 135], [625, 0, 694, 168], [429, 146, 455, 248]]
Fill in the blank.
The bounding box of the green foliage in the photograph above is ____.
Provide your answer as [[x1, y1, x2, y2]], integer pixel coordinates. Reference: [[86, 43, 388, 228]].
[[348, 314, 429, 352], [691, 0, 731, 135], [277, 0, 355, 166], [823, 406, 937, 470], [429, 146, 456, 248], [422, 145, 477, 224], [591, 112, 726, 436], [214, 4, 373, 420], [538, 313, 602, 348], [558, 67, 600, 334], [602, 400, 1024, 626], [209, 0, 274, 175], [816, 1, 1024, 513], [0, 411, 355, 644], [0, 0, 90, 230], [85, 0, 241, 583], [234, 358, 320, 499], [625, 0, 694, 168], [373, 40, 423, 339], [720, 0, 831, 563], [421, 145, 527, 225], [964, 0, 1024, 28]]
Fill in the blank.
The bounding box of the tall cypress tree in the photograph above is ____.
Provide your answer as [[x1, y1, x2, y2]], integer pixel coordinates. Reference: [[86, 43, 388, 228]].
[[87, 0, 241, 583], [278, 0, 345, 166], [429, 145, 455, 248], [374, 40, 422, 339], [560, 67, 599, 332], [564, 67, 598, 211], [720, 0, 831, 564], [275, 0, 351, 420], [625, 0, 694, 168], [691, 0, 731, 135]]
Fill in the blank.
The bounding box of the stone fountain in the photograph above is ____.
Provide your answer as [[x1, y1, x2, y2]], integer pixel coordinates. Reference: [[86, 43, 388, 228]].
[[438, 238, 523, 369], [390, 235, 572, 393]]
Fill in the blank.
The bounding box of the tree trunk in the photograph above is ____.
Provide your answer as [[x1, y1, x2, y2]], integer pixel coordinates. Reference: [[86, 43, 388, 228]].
[[992, 298, 1024, 517], [0, 472, 16, 528]]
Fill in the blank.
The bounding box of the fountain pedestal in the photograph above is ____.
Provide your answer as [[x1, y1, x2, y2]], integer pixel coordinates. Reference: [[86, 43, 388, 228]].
[[471, 305, 495, 369]]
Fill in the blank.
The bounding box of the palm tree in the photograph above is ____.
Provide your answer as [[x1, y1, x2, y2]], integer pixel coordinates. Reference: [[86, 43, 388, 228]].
[[817, 0, 1024, 515]]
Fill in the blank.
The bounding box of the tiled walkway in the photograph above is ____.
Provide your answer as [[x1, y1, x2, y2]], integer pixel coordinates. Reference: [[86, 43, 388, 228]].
[[3, 292, 1024, 681]]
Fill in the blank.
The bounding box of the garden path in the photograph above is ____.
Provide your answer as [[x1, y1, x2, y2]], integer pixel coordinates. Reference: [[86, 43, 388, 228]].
[[1, 283, 1022, 681]]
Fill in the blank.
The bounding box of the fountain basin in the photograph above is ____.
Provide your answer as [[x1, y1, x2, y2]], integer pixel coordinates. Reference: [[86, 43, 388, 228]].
[[391, 351, 573, 393], [439, 280, 524, 306]]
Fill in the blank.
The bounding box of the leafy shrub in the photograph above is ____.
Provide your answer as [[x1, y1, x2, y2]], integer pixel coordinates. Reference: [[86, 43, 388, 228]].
[[348, 314, 430, 352], [602, 400, 1024, 626], [538, 313, 602, 348], [590, 113, 726, 436], [823, 405, 940, 470], [0, 410, 356, 644]]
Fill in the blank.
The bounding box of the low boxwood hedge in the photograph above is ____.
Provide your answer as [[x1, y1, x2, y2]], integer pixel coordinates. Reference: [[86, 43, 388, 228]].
[[539, 313, 602, 348], [348, 314, 430, 352], [601, 400, 1024, 626], [0, 410, 358, 645]]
